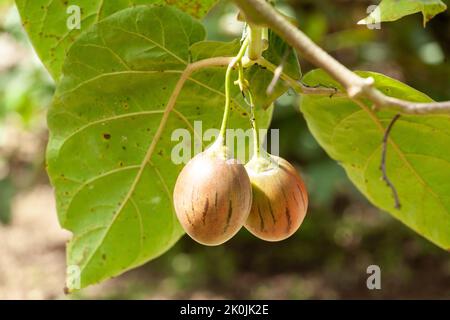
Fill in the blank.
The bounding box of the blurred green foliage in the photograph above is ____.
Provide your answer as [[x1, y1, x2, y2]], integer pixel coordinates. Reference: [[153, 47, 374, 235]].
[[0, 4, 54, 224], [0, 5, 54, 125]]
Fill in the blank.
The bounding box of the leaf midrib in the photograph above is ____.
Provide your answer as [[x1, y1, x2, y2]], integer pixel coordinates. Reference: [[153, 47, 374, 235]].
[[61, 107, 205, 227], [74, 72, 182, 275]]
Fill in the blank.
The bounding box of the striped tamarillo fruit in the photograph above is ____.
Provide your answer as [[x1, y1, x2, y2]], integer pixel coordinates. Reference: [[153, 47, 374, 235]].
[[173, 139, 253, 246], [244, 154, 308, 241]]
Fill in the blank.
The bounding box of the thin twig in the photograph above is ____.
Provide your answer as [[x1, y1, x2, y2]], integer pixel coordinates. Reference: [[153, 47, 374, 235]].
[[380, 114, 402, 209], [299, 82, 340, 97], [257, 56, 340, 96]]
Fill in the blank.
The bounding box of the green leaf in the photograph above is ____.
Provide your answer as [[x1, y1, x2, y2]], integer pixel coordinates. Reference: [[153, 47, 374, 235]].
[[190, 39, 241, 61], [358, 0, 447, 26], [47, 5, 272, 289], [248, 30, 301, 109], [15, 0, 218, 80], [300, 69, 450, 250]]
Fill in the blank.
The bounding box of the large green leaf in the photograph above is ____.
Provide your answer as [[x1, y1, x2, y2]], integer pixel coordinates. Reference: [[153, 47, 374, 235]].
[[47, 5, 272, 289], [358, 0, 447, 26], [15, 0, 218, 80], [301, 69, 450, 250]]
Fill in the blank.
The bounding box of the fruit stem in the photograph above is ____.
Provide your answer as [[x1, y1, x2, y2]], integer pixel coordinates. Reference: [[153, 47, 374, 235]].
[[219, 37, 249, 144], [245, 88, 261, 158], [247, 24, 263, 60]]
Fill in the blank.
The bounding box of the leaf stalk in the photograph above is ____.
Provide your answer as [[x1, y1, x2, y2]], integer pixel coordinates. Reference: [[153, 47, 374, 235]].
[[219, 37, 250, 143]]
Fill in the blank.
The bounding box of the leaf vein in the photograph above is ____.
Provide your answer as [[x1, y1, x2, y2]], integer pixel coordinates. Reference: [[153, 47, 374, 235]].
[[112, 26, 187, 65]]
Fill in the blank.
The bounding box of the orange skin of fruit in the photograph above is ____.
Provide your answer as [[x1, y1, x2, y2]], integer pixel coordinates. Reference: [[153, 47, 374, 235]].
[[245, 155, 308, 242], [173, 147, 252, 246]]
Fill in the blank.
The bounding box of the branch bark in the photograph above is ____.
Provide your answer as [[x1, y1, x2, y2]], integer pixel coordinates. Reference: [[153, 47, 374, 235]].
[[233, 0, 450, 115]]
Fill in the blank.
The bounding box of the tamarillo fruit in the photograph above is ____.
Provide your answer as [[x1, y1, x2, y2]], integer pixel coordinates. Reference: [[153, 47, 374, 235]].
[[244, 155, 308, 242], [173, 140, 252, 246]]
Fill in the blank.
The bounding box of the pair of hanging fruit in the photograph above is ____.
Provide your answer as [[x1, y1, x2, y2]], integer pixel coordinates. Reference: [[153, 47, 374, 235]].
[[173, 32, 308, 246], [173, 141, 308, 245]]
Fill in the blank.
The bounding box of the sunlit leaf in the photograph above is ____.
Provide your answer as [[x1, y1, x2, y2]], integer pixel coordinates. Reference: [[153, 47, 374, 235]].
[[357, 0, 447, 26], [301, 69, 450, 250], [15, 0, 218, 80]]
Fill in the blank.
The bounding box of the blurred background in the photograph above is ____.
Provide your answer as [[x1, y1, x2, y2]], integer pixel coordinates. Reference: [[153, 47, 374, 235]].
[[0, 0, 449, 299]]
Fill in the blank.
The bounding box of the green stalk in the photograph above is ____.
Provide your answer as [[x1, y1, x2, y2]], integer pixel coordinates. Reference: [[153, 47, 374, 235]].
[[246, 88, 261, 158], [218, 37, 250, 143], [247, 25, 263, 60]]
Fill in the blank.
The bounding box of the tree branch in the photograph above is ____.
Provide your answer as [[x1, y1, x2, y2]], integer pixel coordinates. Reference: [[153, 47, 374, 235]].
[[233, 0, 450, 115]]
